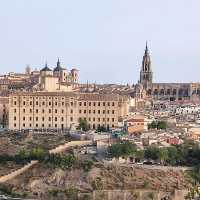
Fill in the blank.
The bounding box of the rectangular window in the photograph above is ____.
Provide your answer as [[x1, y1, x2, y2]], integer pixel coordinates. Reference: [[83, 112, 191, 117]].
[[23, 101, 26, 106], [107, 102, 110, 106], [55, 117, 57, 121], [98, 110, 100, 114], [112, 110, 114, 114], [14, 101, 17, 105], [62, 102, 65, 106], [49, 117, 51, 121], [55, 109, 57, 113], [84, 102, 86, 106], [79, 110, 81, 114], [62, 109, 64, 114], [29, 117, 32, 121], [36, 101, 38, 106], [79, 102, 82, 106], [42, 109, 45, 113], [70, 117, 73, 122], [14, 123, 16, 127], [93, 102, 96, 106], [30, 101, 32, 106], [89, 102, 91, 106], [49, 109, 51, 113], [70, 109, 73, 114], [93, 110, 95, 114], [36, 109, 38, 113], [14, 109, 16, 113], [23, 117, 25, 121], [112, 102, 115, 106], [84, 110, 86, 114], [61, 117, 64, 121], [98, 102, 100, 106], [30, 109, 32, 113], [14, 116, 16, 121], [23, 109, 25, 113]]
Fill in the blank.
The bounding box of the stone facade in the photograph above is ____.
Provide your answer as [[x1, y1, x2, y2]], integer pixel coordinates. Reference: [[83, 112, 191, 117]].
[[8, 92, 129, 130]]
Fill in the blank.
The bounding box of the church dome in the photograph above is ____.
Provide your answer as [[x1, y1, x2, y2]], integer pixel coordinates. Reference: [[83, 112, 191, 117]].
[[53, 58, 65, 72], [40, 63, 52, 72]]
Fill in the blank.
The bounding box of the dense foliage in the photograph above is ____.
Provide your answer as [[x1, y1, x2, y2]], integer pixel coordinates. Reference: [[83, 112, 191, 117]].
[[0, 148, 77, 169], [108, 140, 200, 167], [148, 121, 167, 130], [108, 141, 137, 158], [77, 118, 89, 131]]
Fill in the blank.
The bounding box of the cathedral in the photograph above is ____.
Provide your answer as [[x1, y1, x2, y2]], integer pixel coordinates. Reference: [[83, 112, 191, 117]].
[[135, 43, 200, 101]]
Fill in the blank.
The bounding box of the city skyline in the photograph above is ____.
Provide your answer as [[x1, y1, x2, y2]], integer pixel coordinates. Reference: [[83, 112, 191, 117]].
[[0, 0, 200, 84]]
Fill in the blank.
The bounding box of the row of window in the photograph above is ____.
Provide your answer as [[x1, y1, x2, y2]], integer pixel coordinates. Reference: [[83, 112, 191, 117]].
[[14, 108, 115, 115], [13, 123, 115, 129], [13, 116, 114, 122], [13, 101, 74, 107], [79, 110, 115, 114], [79, 102, 115, 107], [13, 123, 66, 128], [14, 108, 73, 114], [14, 116, 73, 122], [13, 101, 116, 107]]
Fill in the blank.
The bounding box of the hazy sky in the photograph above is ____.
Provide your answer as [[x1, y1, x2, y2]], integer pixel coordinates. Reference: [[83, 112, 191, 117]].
[[0, 0, 200, 84]]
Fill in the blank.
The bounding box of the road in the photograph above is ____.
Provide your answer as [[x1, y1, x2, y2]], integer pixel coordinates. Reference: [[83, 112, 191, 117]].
[[102, 160, 191, 171]]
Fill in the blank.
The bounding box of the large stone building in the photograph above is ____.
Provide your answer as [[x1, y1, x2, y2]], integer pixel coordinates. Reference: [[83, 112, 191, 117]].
[[135, 43, 200, 101], [8, 92, 129, 130]]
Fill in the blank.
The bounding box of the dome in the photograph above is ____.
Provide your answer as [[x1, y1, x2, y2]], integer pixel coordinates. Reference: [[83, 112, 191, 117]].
[[53, 58, 65, 72], [40, 63, 52, 72]]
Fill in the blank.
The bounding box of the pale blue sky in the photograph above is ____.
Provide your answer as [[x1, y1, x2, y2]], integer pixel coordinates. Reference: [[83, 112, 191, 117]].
[[0, 0, 200, 84]]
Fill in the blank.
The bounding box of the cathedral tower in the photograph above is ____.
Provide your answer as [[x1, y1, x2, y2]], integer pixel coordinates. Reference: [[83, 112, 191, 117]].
[[139, 42, 153, 86]]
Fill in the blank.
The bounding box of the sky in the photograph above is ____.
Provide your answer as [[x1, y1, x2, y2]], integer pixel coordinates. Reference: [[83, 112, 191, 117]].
[[0, 0, 200, 84]]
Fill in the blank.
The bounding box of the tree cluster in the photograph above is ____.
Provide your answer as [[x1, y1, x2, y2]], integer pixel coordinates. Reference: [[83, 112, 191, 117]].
[[148, 121, 167, 130], [108, 141, 137, 158], [108, 140, 200, 167], [77, 118, 89, 131]]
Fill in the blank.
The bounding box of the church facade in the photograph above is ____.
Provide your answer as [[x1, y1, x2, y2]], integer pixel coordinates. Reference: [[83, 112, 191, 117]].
[[135, 43, 200, 101]]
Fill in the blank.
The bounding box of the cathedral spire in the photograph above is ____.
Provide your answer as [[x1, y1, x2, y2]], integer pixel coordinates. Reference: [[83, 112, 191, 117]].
[[139, 42, 153, 86], [145, 41, 149, 55]]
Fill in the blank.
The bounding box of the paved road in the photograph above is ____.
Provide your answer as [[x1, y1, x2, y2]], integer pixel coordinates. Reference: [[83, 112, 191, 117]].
[[103, 160, 191, 171]]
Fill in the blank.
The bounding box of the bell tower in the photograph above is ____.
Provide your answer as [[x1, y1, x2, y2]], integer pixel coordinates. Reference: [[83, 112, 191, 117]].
[[140, 42, 153, 87]]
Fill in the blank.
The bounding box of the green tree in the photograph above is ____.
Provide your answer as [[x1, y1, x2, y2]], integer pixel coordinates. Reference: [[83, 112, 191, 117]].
[[158, 148, 168, 164], [77, 118, 89, 131], [108, 141, 137, 158], [145, 145, 160, 161]]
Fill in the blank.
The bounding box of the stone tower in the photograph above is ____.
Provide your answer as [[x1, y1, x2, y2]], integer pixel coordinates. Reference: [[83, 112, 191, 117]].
[[140, 42, 153, 87]]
